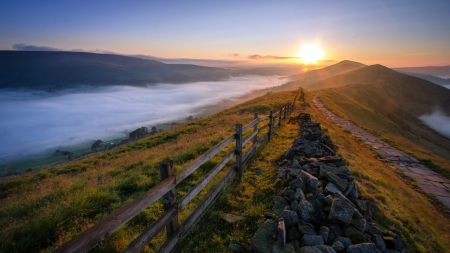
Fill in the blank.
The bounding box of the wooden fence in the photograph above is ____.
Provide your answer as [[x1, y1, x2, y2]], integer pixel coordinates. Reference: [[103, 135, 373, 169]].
[[54, 89, 300, 253]]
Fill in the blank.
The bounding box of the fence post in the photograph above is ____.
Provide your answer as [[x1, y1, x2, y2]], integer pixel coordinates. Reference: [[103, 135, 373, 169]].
[[278, 107, 282, 127], [235, 124, 243, 182], [159, 161, 180, 253], [268, 111, 273, 142], [284, 106, 287, 119], [253, 113, 258, 147]]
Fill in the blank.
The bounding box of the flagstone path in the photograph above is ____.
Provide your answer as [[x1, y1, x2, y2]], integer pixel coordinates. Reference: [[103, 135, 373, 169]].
[[313, 95, 450, 209]]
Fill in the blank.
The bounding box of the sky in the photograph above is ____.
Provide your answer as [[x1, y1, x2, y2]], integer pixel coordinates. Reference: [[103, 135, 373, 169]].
[[0, 0, 449, 67]]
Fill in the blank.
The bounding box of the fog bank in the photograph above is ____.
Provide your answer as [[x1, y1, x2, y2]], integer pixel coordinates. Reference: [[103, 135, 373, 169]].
[[0, 76, 286, 163], [420, 109, 450, 138]]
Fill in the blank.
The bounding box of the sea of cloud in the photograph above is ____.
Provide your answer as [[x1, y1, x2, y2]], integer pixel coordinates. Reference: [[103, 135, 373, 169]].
[[0, 76, 286, 163], [420, 108, 450, 138]]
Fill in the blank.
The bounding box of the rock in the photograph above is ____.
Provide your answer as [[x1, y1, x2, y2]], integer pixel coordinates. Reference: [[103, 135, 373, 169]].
[[287, 240, 300, 250], [329, 224, 343, 237], [291, 200, 299, 212], [343, 182, 354, 196], [302, 234, 324, 246], [300, 170, 319, 189], [290, 178, 307, 192], [287, 227, 302, 241], [329, 199, 355, 225], [278, 168, 287, 178], [320, 164, 350, 177], [325, 182, 341, 194], [383, 230, 404, 252], [351, 218, 367, 233], [221, 213, 245, 223], [319, 226, 330, 244], [324, 195, 333, 205], [280, 210, 299, 228], [354, 199, 368, 212], [368, 223, 382, 236], [315, 245, 337, 253], [332, 192, 356, 208], [251, 219, 278, 253], [272, 243, 295, 253], [331, 241, 344, 252], [297, 246, 322, 253], [229, 243, 243, 252], [298, 220, 316, 235], [344, 227, 368, 244], [373, 234, 386, 252], [297, 199, 314, 222], [326, 172, 348, 191], [278, 218, 286, 246], [348, 182, 359, 198], [295, 188, 306, 201], [333, 237, 352, 249], [346, 243, 378, 253], [273, 196, 288, 215]]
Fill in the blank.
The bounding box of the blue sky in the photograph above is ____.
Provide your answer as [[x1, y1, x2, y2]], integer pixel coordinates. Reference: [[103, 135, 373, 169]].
[[1, 0, 449, 67]]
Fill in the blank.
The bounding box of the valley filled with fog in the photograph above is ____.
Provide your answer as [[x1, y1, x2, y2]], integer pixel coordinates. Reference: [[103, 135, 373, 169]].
[[0, 76, 286, 167]]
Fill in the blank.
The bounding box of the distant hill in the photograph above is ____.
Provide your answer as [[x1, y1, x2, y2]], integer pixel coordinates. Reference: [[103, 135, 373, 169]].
[[0, 51, 232, 90], [395, 70, 450, 86], [279, 60, 366, 90], [394, 65, 450, 78]]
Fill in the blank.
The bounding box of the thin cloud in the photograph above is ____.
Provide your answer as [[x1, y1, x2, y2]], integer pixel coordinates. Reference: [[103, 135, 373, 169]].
[[228, 53, 240, 57], [12, 43, 60, 51], [248, 54, 299, 60]]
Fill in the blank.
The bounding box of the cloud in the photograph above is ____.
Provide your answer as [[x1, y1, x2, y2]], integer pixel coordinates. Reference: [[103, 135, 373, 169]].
[[248, 54, 299, 60], [228, 53, 240, 57], [419, 108, 450, 138], [12, 43, 60, 51], [0, 76, 287, 164]]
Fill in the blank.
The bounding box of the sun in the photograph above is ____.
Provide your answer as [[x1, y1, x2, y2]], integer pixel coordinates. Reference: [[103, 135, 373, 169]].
[[298, 44, 324, 64]]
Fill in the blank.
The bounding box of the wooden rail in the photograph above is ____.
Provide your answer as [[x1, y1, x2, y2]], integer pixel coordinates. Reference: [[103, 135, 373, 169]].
[[54, 89, 300, 253]]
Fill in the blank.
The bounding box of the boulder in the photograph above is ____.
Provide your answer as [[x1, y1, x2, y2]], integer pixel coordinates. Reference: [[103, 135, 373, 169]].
[[297, 246, 322, 253], [319, 226, 330, 244], [329, 199, 355, 225], [297, 199, 315, 222], [287, 227, 302, 241], [331, 241, 344, 252], [302, 234, 324, 246], [373, 234, 386, 252], [280, 211, 299, 228], [300, 170, 319, 189], [298, 220, 316, 235], [325, 182, 341, 194], [228, 243, 243, 252], [290, 178, 307, 192], [346, 243, 378, 253], [333, 237, 352, 249], [326, 172, 348, 191], [343, 227, 368, 244], [272, 243, 295, 253], [351, 218, 367, 233], [315, 245, 337, 253], [251, 219, 277, 253]]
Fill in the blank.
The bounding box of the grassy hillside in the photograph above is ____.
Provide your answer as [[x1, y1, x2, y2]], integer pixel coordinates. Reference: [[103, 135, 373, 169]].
[[312, 65, 450, 176], [181, 91, 450, 253], [0, 90, 297, 253]]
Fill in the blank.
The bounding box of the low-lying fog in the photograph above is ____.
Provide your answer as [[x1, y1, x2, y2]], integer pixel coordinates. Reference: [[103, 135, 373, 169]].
[[420, 108, 450, 138], [0, 76, 286, 164]]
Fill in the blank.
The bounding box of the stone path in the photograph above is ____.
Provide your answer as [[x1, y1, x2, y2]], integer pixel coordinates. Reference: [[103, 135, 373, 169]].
[[313, 95, 450, 209]]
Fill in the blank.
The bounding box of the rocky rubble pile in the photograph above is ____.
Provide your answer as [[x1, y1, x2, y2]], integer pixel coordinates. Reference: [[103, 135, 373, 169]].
[[251, 113, 405, 253]]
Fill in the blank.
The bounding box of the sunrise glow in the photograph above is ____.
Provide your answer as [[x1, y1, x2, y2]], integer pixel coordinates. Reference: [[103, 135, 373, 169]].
[[298, 44, 324, 64]]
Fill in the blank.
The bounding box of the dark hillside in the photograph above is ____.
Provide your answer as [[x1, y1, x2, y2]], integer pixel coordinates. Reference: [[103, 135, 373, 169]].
[[0, 51, 232, 90]]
